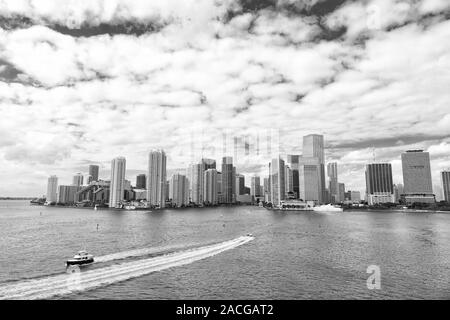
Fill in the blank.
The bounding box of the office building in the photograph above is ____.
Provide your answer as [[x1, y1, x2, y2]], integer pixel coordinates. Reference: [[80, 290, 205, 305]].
[[251, 176, 261, 197], [188, 163, 203, 204], [365, 163, 395, 205], [72, 173, 83, 186], [88, 165, 99, 182], [441, 171, 450, 202], [169, 174, 189, 207], [46, 175, 58, 203], [236, 174, 245, 195], [287, 155, 300, 199], [204, 169, 218, 205], [136, 174, 146, 189], [401, 150, 435, 204], [269, 157, 285, 206], [327, 162, 339, 203], [222, 156, 236, 204], [109, 157, 126, 208], [285, 165, 293, 195], [303, 134, 326, 203], [147, 150, 167, 208], [298, 157, 321, 203]]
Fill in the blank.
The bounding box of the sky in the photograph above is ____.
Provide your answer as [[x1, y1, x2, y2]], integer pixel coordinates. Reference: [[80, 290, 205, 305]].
[[0, 0, 449, 197]]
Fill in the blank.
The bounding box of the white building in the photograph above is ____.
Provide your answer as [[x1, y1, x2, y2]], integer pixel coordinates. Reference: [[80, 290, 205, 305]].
[[46, 175, 58, 203], [147, 150, 167, 208], [269, 157, 285, 206], [401, 150, 435, 204], [203, 169, 218, 205], [169, 174, 189, 207], [109, 157, 126, 208], [298, 157, 321, 203], [72, 173, 84, 186]]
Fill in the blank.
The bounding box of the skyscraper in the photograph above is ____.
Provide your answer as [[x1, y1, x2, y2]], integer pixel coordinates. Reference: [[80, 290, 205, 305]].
[[88, 165, 99, 182], [46, 175, 58, 203], [298, 157, 321, 202], [204, 169, 218, 205], [147, 150, 167, 208], [287, 155, 300, 198], [235, 174, 245, 195], [251, 175, 261, 197], [441, 171, 450, 203], [327, 162, 339, 203], [365, 163, 395, 205], [222, 156, 236, 204], [109, 157, 126, 208], [188, 163, 203, 204], [169, 174, 189, 207], [401, 150, 435, 203], [338, 183, 345, 203], [58, 185, 82, 204], [86, 175, 93, 185], [136, 174, 146, 189], [269, 157, 285, 206], [217, 171, 223, 204], [303, 134, 325, 203], [285, 165, 293, 195], [72, 173, 83, 186]]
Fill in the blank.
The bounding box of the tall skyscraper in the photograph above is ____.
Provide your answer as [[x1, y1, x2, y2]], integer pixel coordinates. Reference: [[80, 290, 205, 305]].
[[303, 134, 325, 203], [147, 150, 167, 208], [365, 163, 395, 205], [86, 175, 93, 185], [136, 174, 146, 189], [109, 157, 126, 208], [236, 174, 245, 195], [269, 157, 285, 206], [46, 175, 58, 203], [327, 162, 339, 203], [88, 165, 99, 182], [169, 174, 189, 207], [285, 165, 293, 195], [204, 169, 218, 205], [72, 173, 83, 186], [217, 171, 223, 204], [441, 171, 450, 203], [298, 157, 321, 202], [222, 156, 236, 204], [287, 155, 300, 198], [401, 150, 435, 203], [338, 183, 345, 203], [188, 163, 203, 204], [251, 176, 261, 197], [201, 158, 216, 171]]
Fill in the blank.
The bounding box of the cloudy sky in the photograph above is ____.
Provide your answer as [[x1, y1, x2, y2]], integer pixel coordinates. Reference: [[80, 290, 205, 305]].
[[0, 0, 449, 197]]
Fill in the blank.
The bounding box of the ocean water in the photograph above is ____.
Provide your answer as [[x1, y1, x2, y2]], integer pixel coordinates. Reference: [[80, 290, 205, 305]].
[[0, 200, 449, 299]]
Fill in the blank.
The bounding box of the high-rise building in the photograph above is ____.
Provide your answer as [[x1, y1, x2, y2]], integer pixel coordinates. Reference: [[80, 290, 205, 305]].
[[441, 171, 450, 203], [86, 175, 93, 185], [303, 134, 326, 203], [58, 185, 82, 204], [236, 174, 245, 196], [285, 165, 293, 195], [147, 150, 167, 208], [327, 162, 340, 203], [204, 169, 218, 205], [46, 175, 58, 203], [298, 157, 321, 203], [201, 158, 216, 171], [88, 165, 99, 182], [269, 157, 285, 206], [287, 155, 300, 199], [263, 176, 271, 203], [222, 157, 236, 204], [136, 174, 146, 189], [109, 157, 126, 208], [251, 176, 261, 197], [72, 173, 83, 186], [217, 171, 224, 204], [188, 163, 203, 204], [365, 163, 395, 205], [169, 174, 189, 207], [401, 150, 435, 204], [338, 183, 345, 203]]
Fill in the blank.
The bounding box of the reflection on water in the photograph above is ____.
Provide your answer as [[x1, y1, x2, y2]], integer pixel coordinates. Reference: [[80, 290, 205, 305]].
[[0, 200, 449, 299]]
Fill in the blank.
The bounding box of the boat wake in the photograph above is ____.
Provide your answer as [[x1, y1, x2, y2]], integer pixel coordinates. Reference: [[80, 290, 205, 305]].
[[0, 236, 253, 300]]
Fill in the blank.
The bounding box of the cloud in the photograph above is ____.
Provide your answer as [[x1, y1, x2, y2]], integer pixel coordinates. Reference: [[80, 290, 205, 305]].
[[0, 0, 449, 196]]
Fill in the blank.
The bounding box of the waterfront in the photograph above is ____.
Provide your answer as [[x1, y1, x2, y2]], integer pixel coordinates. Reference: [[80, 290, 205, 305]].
[[0, 200, 449, 299]]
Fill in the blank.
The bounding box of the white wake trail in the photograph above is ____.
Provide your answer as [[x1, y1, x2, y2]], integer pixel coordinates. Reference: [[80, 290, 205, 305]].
[[0, 236, 253, 300]]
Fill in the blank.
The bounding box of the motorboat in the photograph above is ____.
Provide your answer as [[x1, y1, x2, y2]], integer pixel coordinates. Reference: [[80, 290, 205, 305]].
[[66, 251, 94, 266], [246, 233, 253, 237], [313, 204, 343, 212]]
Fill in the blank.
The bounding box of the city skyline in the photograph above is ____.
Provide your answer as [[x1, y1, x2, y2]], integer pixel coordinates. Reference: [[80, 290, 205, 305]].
[[0, 0, 450, 197]]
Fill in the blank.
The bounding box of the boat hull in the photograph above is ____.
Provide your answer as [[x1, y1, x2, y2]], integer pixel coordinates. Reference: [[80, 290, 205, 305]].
[[66, 258, 94, 266]]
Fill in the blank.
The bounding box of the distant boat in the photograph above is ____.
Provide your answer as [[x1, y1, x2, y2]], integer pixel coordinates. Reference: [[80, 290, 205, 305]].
[[66, 251, 94, 267], [313, 204, 343, 212]]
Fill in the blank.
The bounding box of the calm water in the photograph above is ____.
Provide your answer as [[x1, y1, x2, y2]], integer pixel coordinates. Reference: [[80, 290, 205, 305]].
[[0, 200, 449, 299]]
